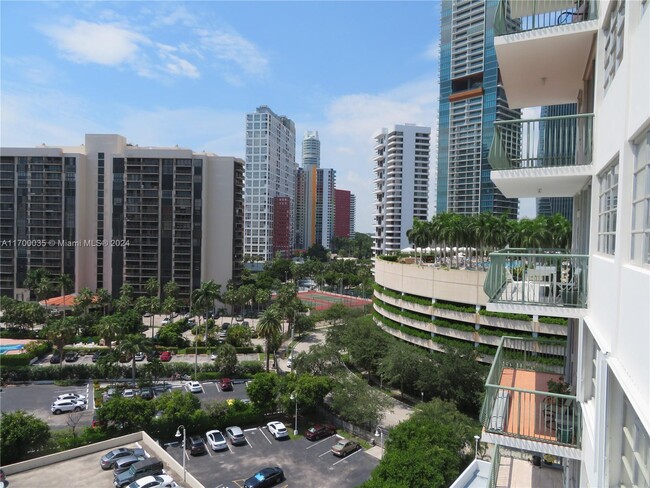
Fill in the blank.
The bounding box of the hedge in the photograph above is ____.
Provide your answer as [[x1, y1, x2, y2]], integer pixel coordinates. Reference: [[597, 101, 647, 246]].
[[0, 328, 40, 339], [0, 354, 32, 367], [374, 284, 431, 307], [433, 301, 476, 314], [479, 309, 532, 322], [433, 318, 476, 334], [538, 316, 569, 326], [372, 311, 432, 341]]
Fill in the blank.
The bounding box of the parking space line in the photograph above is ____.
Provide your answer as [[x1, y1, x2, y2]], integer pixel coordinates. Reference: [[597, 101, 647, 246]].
[[206, 441, 213, 457], [319, 449, 331, 457], [332, 449, 362, 466], [184, 449, 190, 461], [306, 435, 335, 449], [245, 437, 253, 449], [244, 427, 257, 432], [258, 427, 272, 444], [215, 383, 221, 392]]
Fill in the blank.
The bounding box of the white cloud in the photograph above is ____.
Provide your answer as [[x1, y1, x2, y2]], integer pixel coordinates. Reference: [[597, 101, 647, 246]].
[[39, 20, 149, 66], [196, 29, 269, 77]]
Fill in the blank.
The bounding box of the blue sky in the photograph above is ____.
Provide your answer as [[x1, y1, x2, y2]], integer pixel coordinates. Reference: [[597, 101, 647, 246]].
[[1, 1, 533, 231]]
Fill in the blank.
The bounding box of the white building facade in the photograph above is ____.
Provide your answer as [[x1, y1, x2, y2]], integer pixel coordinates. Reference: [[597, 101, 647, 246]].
[[373, 124, 431, 254], [244, 106, 296, 260], [470, 1, 650, 487]]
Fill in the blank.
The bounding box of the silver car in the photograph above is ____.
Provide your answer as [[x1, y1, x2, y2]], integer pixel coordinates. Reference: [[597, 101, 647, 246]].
[[51, 399, 85, 414], [225, 426, 247, 445]]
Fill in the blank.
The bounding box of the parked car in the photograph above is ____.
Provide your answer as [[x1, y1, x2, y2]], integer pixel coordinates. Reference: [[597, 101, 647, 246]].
[[187, 435, 207, 456], [243, 467, 285, 488], [187, 381, 202, 393], [140, 387, 155, 400], [225, 426, 247, 445], [113, 454, 146, 475], [122, 389, 136, 398], [205, 430, 228, 451], [267, 421, 289, 440], [126, 474, 177, 488], [64, 351, 79, 362], [49, 353, 61, 364], [159, 351, 172, 362], [286, 356, 293, 369], [221, 322, 230, 330], [92, 351, 108, 362], [147, 350, 160, 361], [99, 447, 145, 470], [304, 424, 337, 441], [56, 392, 86, 403], [91, 414, 103, 428], [218, 378, 233, 391], [51, 399, 85, 414], [331, 439, 360, 457], [187, 319, 196, 327], [134, 352, 145, 362], [114, 458, 163, 487], [161, 317, 171, 325]]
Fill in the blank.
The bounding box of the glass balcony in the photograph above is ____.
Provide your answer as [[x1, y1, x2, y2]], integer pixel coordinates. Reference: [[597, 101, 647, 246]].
[[480, 336, 581, 449], [488, 114, 593, 171], [484, 249, 588, 308], [494, 0, 598, 36]]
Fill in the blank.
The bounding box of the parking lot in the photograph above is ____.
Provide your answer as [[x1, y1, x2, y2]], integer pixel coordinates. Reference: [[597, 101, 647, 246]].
[[164, 427, 379, 488], [0, 382, 94, 429]]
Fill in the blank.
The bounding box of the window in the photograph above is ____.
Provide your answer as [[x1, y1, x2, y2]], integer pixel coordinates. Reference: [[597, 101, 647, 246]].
[[620, 400, 650, 488], [631, 129, 650, 265], [603, 1, 625, 90], [598, 160, 619, 254]]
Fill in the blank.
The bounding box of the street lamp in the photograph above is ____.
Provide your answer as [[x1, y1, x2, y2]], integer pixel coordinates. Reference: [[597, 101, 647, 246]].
[[421, 391, 424, 403], [290, 391, 298, 436], [374, 427, 384, 459], [175, 425, 186, 482], [474, 435, 481, 459]]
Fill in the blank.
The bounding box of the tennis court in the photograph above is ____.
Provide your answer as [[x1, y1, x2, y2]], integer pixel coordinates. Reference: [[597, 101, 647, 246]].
[[297, 290, 371, 311]]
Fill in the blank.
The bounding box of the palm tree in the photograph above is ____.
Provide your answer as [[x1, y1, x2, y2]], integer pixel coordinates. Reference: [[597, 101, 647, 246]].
[[257, 306, 282, 372], [56, 273, 74, 318], [548, 213, 572, 249], [35, 276, 55, 313], [95, 288, 112, 316], [23, 268, 49, 301], [74, 287, 95, 317], [406, 217, 432, 264], [116, 334, 152, 386], [191, 280, 221, 377], [44, 317, 76, 367], [255, 288, 271, 314], [95, 315, 120, 350], [115, 283, 134, 313]]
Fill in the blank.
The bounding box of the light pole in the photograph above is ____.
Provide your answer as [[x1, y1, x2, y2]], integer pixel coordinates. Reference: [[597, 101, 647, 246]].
[[474, 435, 480, 459], [290, 391, 298, 435], [421, 391, 424, 403], [374, 427, 384, 459], [175, 425, 186, 482]]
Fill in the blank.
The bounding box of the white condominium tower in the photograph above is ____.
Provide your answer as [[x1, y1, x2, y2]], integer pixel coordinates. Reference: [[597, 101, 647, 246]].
[[373, 124, 431, 255], [244, 106, 296, 260], [453, 1, 650, 487]]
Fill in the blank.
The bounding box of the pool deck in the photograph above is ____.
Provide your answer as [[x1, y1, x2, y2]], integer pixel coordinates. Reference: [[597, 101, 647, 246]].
[[0, 338, 39, 355]]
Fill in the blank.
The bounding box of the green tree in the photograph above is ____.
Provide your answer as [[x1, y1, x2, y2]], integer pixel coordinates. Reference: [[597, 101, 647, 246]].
[[150, 390, 208, 438], [361, 399, 480, 488], [56, 273, 74, 318], [116, 334, 152, 386], [378, 340, 424, 398], [2, 301, 46, 330], [95, 288, 113, 315], [257, 306, 283, 372], [214, 343, 238, 376], [329, 374, 391, 428], [293, 343, 343, 376], [305, 243, 329, 262], [43, 317, 76, 365], [246, 372, 279, 413], [97, 396, 156, 433], [95, 314, 120, 350], [0, 410, 51, 465], [115, 283, 134, 313], [278, 373, 333, 414], [226, 324, 252, 348], [23, 268, 50, 301], [191, 280, 221, 376], [73, 287, 95, 316]]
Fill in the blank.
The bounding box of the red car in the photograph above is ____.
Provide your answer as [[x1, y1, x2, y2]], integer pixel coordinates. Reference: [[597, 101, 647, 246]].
[[218, 378, 233, 391], [160, 351, 172, 362], [304, 424, 337, 441]]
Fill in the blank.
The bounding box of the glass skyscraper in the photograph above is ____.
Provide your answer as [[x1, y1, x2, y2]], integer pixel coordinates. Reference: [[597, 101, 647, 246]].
[[436, 0, 520, 217]]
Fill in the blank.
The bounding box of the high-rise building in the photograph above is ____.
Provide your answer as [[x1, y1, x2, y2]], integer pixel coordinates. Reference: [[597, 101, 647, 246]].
[[0, 134, 244, 302], [244, 106, 296, 261], [436, 0, 520, 217], [373, 124, 430, 254], [454, 1, 650, 486], [334, 189, 356, 239], [295, 131, 336, 250]]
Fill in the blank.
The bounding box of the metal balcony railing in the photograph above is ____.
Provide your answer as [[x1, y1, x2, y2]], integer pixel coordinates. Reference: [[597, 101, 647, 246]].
[[488, 114, 594, 170], [484, 249, 588, 308], [494, 0, 598, 36], [487, 445, 502, 488], [480, 336, 581, 448]]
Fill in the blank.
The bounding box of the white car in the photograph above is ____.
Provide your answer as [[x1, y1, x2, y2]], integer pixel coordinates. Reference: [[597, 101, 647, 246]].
[[134, 352, 145, 362], [122, 389, 136, 398], [205, 429, 228, 451], [187, 381, 202, 393], [161, 317, 171, 325], [56, 392, 87, 403], [51, 399, 85, 414], [267, 421, 289, 440], [126, 474, 178, 488], [286, 356, 293, 369]]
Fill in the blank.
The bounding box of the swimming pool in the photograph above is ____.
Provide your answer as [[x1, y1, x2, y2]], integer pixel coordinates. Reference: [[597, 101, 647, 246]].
[[0, 344, 24, 355]]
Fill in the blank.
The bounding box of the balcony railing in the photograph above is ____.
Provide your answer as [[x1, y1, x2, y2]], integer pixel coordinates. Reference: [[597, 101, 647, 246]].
[[494, 0, 598, 36], [484, 249, 588, 308], [488, 114, 594, 170], [480, 336, 581, 448], [487, 445, 502, 488]]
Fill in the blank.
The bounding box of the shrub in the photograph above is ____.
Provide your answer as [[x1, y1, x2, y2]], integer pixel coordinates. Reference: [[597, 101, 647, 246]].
[[479, 309, 532, 321], [433, 301, 476, 314], [0, 354, 32, 367], [237, 361, 264, 376], [538, 316, 568, 326]]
